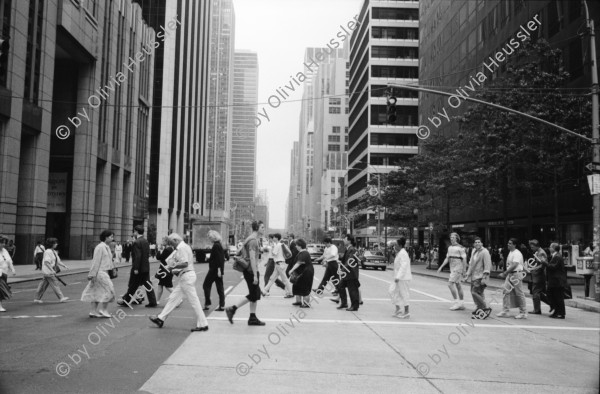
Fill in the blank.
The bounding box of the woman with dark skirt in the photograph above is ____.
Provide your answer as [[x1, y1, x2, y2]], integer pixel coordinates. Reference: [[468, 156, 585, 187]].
[[155, 236, 175, 306], [203, 230, 226, 311], [289, 238, 314, 308]]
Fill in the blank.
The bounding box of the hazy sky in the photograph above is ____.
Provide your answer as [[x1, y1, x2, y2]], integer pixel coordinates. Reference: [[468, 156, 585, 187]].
[[233, 0, 362, 228]]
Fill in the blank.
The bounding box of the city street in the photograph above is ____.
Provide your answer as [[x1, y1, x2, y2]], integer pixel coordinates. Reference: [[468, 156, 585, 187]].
[[1, 262, 598, 393]]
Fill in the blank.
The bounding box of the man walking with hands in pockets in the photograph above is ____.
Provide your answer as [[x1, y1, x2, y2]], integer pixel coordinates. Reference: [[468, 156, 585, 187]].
[[149, 233, 209, 332]]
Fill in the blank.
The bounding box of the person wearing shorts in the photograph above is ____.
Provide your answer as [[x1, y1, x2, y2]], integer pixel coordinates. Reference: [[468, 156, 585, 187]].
[[437, 232, 467, 310], [225, 221, 266, 326]]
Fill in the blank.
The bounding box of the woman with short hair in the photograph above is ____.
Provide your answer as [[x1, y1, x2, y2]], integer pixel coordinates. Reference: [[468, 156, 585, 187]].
[[289, 238, 314, 308], [437, 232, 467, 310], [0, 235, 17, 312], [81, 230, 117, 317], [203, 230, 226, 311], [34, 238, 69, 303]]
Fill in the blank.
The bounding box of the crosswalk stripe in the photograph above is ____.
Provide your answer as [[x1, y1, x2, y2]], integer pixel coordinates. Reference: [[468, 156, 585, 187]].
[[358, 272, 450, 302], [204, 316, 600, 331]]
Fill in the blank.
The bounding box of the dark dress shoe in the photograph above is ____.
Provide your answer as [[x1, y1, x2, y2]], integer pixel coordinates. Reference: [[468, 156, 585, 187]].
[[215, 307, 225, 311], [203, 305, 211, 311], [346, 307, 359, 311], [283, 294, 294, 298], [360, 301, 364, 305], [291, 302, 302, 306], [300, 303, 310, 308], [248, 318, 266, 326], [529, 310, 541, 314], [149, 316, 164, 328], [330, 298, 340, 303], [145, 304, 158, 308], [336, 305, 348, 309], [191, 326, 209, 332], [549, 314, 565, 319]]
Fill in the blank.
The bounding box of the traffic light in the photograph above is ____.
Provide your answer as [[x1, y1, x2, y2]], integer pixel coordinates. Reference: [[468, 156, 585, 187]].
[[386, 95, 397, 124], [0, 37, 9, 78], [307, 218, 311, 229]]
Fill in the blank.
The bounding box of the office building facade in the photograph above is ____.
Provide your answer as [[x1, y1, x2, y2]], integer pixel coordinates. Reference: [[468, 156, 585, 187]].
[[348, 0, 420, 243], [419, 0, 599, 244], [0, 0, 155, 264], [206, 0, 235, 226], [141, 0, 213, 241], [231, 50, 259, 232]]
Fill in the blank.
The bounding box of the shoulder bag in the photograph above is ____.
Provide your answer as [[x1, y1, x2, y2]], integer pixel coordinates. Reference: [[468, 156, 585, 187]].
[[232, 237, 254, 272], [281, 243, 293, 260], [105, 244, 118, 279]]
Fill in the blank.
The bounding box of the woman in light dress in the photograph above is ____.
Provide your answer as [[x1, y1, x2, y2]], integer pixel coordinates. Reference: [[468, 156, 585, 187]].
[[437, 232, 467, 310], [390, 237, 411, 318], [81, 230, 116, 317]]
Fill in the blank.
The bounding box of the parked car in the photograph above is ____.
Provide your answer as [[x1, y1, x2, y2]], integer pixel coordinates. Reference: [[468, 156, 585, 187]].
[[227, 245, 237, 257], [359, 250, 387, 271], [307, 246, 324, 262]]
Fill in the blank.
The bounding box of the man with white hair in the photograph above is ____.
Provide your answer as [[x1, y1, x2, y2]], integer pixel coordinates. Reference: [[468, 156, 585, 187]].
[[149, 233, 209, 332]]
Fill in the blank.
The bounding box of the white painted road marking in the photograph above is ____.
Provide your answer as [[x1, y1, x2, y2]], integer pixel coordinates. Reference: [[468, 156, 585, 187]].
[[360, 272, 450, 302], [204, 316, 600, 331]]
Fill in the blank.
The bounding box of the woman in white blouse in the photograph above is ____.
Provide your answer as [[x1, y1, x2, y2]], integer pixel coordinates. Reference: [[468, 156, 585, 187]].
[[81, 230, 116, 317], [0, 235, 17, 312], [33, 238, 69, 303], [390, 237, 412, 319]]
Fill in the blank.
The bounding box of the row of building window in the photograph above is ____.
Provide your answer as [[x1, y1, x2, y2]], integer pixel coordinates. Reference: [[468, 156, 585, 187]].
[[328, 135, 349, 142], [328, 145, 348, 152]]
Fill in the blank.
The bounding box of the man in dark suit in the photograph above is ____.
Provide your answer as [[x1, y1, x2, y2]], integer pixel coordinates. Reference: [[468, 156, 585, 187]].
[[542, 243, 566, 319], [337, 234, 360, 311], [118, 225, 157, 308]]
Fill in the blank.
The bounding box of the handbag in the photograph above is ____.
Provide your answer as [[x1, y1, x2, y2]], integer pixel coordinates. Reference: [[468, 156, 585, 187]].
[[108, 267, 118, 279], [289, 271, 300, 284], [232, 237, 254, 272], [563, 284, 572, 300], [53, 251, 61, 273]]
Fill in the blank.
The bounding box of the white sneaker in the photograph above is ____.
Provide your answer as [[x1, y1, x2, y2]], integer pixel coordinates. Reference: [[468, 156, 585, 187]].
[[455, 302, 465, 310], [33, 299, 43, 304], [449, 302, 460, 311], [514, 313, 528, 320], [0, 306, 6, 312], [60, 297, 69, 303], [496, 311, 511, 318], [395, 313, 410, 319]]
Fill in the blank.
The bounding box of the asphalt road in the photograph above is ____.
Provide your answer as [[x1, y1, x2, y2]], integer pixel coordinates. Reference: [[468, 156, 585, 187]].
[[0, 262, 242, 394], [2, 262, 599, 393]]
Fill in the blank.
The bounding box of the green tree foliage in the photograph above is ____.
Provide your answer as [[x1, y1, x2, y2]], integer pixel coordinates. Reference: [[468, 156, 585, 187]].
[[363, 39, 591, 230]]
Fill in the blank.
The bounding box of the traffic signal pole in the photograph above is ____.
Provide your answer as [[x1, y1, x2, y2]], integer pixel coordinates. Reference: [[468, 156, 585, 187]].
[[582, 0, 600, 301]]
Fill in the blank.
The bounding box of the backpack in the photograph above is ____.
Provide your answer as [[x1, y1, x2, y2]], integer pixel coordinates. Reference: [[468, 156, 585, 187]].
[[281, 243, 292, 260]]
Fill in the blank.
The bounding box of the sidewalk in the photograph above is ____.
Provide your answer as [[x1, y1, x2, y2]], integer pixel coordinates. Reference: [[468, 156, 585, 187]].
[[409, 261, 600, 313]]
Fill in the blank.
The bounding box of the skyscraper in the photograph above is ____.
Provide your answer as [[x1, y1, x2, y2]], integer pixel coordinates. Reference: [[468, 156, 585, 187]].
[[348, 0, 420, 244], [206, 0, 235, 226], [141, 0, 213, 240], [0, 0, 155, 263], [231, 50, 259, 231]]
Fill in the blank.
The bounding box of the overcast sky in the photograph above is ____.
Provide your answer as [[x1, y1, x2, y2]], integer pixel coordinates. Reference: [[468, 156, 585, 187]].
[[233, 0, 362, 228]]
